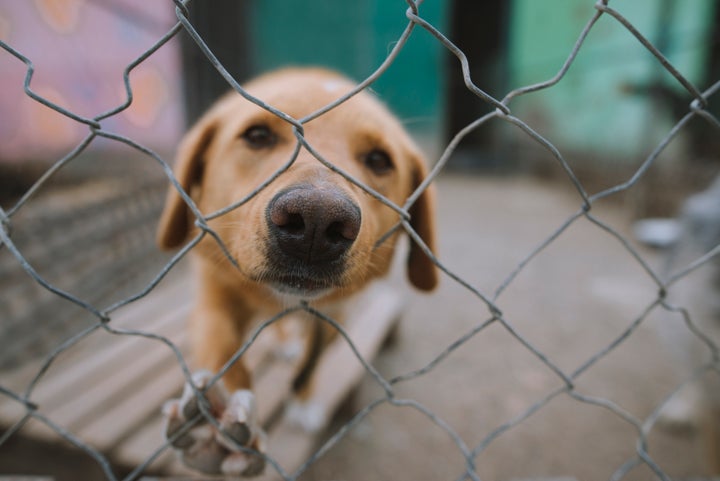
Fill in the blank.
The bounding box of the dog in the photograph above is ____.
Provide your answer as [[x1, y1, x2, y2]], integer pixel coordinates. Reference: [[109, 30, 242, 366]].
[[157, 67, 438, 476]]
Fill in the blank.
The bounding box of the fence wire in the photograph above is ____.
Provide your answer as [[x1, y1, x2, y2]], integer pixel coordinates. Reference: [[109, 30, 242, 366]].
[[1, 0, 720, 480]]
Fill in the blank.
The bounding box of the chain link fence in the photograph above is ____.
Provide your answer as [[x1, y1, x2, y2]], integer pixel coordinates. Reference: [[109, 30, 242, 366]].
[[1, 0, 720, 480]]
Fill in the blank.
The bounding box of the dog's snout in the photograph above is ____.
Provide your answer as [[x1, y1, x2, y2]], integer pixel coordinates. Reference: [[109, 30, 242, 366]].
[[267, 186, 361, 264]]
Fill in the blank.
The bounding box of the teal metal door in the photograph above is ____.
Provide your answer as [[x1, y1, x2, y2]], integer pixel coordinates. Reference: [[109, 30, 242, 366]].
[[248, 0, 448, 137]]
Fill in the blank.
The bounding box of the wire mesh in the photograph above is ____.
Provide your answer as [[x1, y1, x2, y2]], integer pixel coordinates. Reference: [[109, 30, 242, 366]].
[[1, 0, 720, 480]]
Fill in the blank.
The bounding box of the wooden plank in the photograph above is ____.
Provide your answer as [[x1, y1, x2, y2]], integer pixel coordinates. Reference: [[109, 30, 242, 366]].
[[3, 334, 187, 445], [0, 307, 188, 421], [107, 271, 193, 331], [253, 282, 404, 480], [2, 272, 404, 481], [113, 414, 176, 471], [72, 341, 188, 450], [0, 285, 193, 453], [0, 276, 193, 396], [304, 283, 403, 417], [30, 303, 188, 405], [254, 358, 299, 425]]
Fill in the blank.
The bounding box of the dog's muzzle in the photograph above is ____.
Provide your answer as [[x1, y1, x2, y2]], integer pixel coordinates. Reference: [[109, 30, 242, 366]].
[[264, 184, 361, 295]]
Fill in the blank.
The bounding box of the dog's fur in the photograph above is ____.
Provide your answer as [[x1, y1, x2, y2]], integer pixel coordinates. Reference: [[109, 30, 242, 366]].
[[158, 68, 437, 475]]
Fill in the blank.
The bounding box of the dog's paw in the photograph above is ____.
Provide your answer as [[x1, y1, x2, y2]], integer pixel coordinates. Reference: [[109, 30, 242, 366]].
[[656, 386, 704, 434], [163, 370, 266, 477], [285, 398, 327, 433]]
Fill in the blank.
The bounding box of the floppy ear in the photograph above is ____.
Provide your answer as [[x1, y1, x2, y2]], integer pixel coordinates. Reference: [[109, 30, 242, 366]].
[[406, 153, 438, 291], [156, 115, 218, 250]]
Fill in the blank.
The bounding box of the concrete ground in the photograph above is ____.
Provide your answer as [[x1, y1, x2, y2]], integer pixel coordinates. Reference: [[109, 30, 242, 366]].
[[301, 173, 713, 481], [1, 172, 713, 481]]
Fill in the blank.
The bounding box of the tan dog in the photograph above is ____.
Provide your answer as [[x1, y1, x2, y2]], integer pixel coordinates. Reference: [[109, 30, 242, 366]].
[[158, 68, 437, 476]]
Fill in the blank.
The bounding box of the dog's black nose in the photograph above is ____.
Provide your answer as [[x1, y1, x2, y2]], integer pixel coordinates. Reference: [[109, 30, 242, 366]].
[[267, 185, 361, 264]]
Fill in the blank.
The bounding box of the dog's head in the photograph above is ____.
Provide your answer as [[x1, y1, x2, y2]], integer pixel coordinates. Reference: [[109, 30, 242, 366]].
[[157, 68, 437, 300]]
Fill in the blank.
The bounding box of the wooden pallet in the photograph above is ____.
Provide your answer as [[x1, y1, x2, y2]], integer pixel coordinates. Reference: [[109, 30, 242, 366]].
[[0, 268, 405, 479]]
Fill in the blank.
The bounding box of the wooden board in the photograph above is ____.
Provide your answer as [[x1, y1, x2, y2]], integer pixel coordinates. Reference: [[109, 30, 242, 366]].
[[253, 282, 403, 480], [0, 274, 405, 479]]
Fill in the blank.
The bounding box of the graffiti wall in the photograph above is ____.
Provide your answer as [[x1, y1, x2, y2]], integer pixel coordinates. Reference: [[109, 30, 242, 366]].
[[0, 0, 183, 163]]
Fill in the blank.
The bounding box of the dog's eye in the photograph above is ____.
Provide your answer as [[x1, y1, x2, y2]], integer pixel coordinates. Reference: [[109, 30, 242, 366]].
[[363, 149, 394, 175], [241, 125, 277, 149]]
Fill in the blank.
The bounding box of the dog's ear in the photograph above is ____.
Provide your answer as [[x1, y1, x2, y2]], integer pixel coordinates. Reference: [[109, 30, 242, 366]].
[[156, 115, 218, 250], [406, 152, 438, 291]]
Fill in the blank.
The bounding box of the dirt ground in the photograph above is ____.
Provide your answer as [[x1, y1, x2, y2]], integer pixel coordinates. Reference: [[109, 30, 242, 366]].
[[299, 173, 713, 481]]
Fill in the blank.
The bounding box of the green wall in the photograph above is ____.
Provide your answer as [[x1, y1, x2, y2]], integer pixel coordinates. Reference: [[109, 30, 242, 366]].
[[508, 0, 716, 159], [248, 0, 448, 135]]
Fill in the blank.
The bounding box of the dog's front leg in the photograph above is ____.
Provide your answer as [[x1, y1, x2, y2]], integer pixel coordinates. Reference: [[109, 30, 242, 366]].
[[164, 293, 267, 477], [284, 308, 345, 433], [189, 300, 255, 391]]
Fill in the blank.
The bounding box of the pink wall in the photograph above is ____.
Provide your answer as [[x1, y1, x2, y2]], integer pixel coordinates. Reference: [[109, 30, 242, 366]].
[[0, 0, 184, 163]]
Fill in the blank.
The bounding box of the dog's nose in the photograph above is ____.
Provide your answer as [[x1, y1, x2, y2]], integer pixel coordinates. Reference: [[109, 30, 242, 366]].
[[267, 185, 361, 264]]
